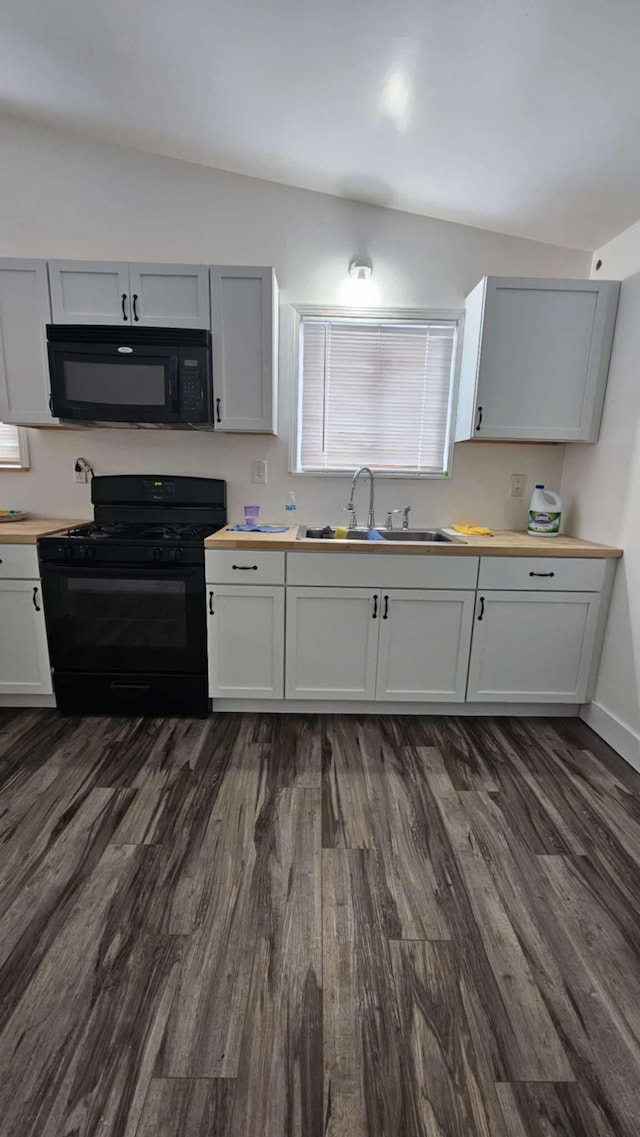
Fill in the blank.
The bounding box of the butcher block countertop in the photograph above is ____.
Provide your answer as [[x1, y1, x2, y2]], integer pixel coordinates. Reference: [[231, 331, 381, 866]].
[[0, 519, 84, 544], [205, 526, 622, 558]]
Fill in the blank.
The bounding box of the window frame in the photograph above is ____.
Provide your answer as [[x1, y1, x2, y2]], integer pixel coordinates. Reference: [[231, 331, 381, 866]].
[[0, 425, 30, 471], [289, 304, 464, 479]]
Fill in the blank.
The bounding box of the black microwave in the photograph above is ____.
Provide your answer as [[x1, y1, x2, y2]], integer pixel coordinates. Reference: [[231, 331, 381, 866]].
[[47, 325, 214, 425]]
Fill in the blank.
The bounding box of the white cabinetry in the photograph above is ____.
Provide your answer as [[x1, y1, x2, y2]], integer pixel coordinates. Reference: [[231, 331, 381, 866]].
[[467, 590, 601, 703], [456, 276, 620, 442], [210, 266, 277, 432], [0, 259, 58, 426], [206, 580, 284, 699], [375, 589, 475, 701], [0, 576, 52, 696], [49, 261, 210, 328], [285, 587, 379, 700]]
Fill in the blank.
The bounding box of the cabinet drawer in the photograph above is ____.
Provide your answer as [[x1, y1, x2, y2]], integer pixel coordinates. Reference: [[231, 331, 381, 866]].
[[286, 553, 478, 590], [205, 549, 285, 584], [0, 544, 39, 579], [477, 557, 606, 592]]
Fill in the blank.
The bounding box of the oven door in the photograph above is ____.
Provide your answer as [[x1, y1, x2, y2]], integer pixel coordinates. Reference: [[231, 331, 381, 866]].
[[40, 562, 206, 675], [48, 340, 180, 423]]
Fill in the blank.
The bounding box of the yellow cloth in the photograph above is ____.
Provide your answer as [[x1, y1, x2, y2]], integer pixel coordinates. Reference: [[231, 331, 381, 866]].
[[452, 523, 494, 537]]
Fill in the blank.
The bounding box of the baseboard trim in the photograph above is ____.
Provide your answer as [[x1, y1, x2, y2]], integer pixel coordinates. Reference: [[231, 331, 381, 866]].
[[0, 694, 56, 708], [580, 701, 640, 774], [210, 699, 581, 716]]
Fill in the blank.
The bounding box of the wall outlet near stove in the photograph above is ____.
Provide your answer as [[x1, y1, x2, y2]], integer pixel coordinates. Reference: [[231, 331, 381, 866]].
[[251, 460, 267, 485], [510, 474, 526, 498]]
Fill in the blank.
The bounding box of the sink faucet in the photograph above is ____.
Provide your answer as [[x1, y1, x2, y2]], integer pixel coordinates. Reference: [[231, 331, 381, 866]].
[[346, 466, 376, 529]]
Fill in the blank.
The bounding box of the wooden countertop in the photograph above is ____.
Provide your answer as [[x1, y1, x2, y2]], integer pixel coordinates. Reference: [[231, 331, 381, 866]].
[[0, 519, 84, 544], [205, 526, 622, 558]]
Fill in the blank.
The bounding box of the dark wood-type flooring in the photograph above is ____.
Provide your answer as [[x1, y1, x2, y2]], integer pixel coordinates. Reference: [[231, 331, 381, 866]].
[[1, 709, 640, 1135]]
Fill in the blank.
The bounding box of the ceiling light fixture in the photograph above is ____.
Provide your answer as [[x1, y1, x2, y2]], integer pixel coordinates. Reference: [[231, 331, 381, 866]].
[[349, 258, 373, 281]]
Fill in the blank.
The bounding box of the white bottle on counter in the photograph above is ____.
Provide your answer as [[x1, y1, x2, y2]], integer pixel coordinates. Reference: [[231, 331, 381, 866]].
[[527, 485, 562, 537], [285, 491, 297, 527]]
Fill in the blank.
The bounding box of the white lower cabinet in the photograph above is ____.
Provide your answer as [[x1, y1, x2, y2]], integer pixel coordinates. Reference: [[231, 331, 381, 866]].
[[375, 590, 476, 702], [467, 590, 601, 703], [0, 580, 52, 695], [285, 587, 379, 700], [207, 584, 284, 698]]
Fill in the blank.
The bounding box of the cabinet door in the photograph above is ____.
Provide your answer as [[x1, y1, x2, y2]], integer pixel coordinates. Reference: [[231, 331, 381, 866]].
[[0, 580, 53, 695], [207, 585, 284, 698], [0, 259, 57, 426], [128, 263, 210, 328], [49, 260, 131, 324], [375, 590, 475, 702], [285, 587, 379, 700], [458, 277, 620, 441], [467, 590, 601, 703], [210, 266, 277, 432]]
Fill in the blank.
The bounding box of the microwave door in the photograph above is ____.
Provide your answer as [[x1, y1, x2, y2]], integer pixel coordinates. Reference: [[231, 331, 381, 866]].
[[49, 344, 180, 423]]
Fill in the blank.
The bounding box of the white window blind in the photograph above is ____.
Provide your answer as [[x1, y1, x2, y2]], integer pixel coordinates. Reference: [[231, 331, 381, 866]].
[[0, 423, 22, 467], [297, 317, 458, 474]]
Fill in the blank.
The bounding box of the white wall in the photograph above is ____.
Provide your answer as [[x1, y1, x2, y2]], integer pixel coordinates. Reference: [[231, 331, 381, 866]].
[[562, 236, 640, 766], [0, 116, 587, 526]]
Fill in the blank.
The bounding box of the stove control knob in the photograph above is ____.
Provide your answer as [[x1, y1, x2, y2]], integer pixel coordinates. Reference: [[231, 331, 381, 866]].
[[151, 547, 164, 561], [82, 545, 96, 560], [168, 547, 184, 562]]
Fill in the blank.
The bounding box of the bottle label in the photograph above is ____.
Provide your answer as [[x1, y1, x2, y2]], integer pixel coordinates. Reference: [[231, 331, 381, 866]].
[[528, 510, 561, 534]]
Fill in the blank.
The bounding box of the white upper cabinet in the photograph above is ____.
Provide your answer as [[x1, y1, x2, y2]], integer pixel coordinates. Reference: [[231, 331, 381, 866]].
[[210, 266, 278, 433], [456, 277, 620, 442], [49, 260, 131, 325], [0, 259, 58, 426], [49, 261, 210, 328], [128, 263, 210, 328]]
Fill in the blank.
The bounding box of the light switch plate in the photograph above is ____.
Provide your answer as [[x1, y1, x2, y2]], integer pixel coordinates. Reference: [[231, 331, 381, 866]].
[[251, 460, 267, 485]]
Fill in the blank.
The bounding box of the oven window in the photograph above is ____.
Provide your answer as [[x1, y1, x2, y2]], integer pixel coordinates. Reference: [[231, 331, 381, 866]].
[[67, 578, 187, 648], [63, 361, 167, 405]]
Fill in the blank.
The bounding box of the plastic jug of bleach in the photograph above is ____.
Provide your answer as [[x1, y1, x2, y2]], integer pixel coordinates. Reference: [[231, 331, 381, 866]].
[[528, 485, 562, 537]]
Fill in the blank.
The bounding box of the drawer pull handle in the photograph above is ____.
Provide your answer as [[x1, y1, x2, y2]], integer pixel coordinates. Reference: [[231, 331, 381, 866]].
[[477, 596, 485, 621], [372, 593, 378, 619], [382, 594, 389, 620], [209, 591, 214, 615], [232, 564, 258, 571], [32, 586, 41, 612], [529, 571, 555, 578]]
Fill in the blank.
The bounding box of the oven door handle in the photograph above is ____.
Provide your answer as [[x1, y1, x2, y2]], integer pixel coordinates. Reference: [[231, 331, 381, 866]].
[[39, 562, 203, 580]]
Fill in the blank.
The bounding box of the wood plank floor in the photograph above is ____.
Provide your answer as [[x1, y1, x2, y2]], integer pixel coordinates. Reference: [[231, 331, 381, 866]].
[[0, 710, 640, 1136]]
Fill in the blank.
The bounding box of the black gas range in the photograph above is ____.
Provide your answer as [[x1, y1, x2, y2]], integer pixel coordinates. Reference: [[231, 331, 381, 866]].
[[38, 475, 227, 716]]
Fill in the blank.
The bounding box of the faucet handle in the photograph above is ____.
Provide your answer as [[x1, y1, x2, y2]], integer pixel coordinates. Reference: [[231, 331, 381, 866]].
[[384, 509, 402, 530], [402, 505, 412, 530], [342, 504, 358, 530]]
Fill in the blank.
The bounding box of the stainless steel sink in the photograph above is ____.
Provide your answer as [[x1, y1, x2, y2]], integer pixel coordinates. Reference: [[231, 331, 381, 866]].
[[298, 526, 464, 544]]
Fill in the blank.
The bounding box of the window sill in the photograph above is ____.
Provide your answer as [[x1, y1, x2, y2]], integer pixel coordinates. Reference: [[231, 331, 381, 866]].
[[292, 468, 450, 479]]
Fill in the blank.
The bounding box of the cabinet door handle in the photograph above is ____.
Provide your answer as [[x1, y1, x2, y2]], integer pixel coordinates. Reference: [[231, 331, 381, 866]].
[[382, 594, 389, 620], [477, 596, 485, 621], [529, 571, 555, 578], [232, 564, 258, 571], [121, 293, 129, 321], [32, 586, 41, 612], [216, 397, 222, 423], [475, 405, 483, 431], [132, 294, 139, 322], [49, 393, 54, 415], [372, 593, 378, 619], [208, 590, 214, 615]]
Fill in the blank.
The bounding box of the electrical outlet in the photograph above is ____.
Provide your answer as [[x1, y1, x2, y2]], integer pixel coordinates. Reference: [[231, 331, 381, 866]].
[[251, 460, 267, 485], [74, 468, 88, 484], [510, 474, 526, 498]]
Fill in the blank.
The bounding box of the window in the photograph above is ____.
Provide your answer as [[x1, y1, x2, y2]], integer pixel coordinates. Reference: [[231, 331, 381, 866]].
[[294, 311, 459, 476], [0, 424, 29, 469]]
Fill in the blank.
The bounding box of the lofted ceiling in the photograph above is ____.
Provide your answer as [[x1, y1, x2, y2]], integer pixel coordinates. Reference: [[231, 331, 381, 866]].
[[1, 0, 639, 250]]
